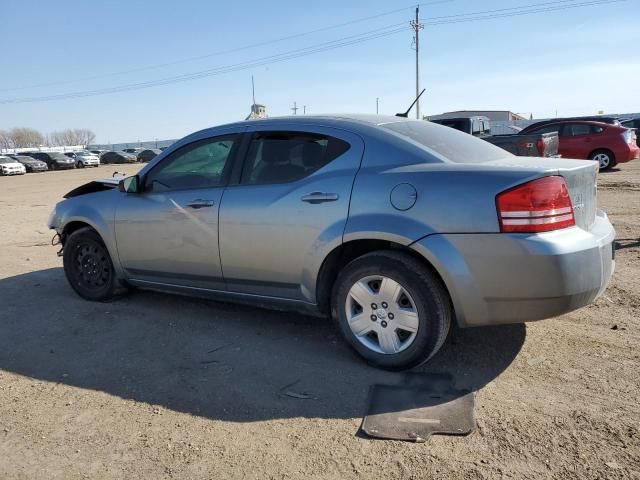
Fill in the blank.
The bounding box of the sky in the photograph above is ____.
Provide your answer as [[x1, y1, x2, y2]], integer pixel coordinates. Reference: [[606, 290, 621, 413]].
[[1, 0, 639, 143]]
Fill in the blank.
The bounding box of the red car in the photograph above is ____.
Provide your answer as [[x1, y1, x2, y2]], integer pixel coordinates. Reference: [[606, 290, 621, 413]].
[[520, 120, 639, 171]]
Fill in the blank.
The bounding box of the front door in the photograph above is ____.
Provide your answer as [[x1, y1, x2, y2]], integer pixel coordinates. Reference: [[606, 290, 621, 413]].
[[115, 133, 240, 290], [219, 126, 364, 302]]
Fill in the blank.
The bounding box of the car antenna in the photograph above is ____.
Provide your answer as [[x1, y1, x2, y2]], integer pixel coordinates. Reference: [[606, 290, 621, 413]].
[[395, 89, 426, 118]]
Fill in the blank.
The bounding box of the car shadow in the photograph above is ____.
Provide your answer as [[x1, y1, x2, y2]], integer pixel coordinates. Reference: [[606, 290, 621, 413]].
[[615, 238, 640, 250], [0, 268, 526, 422]]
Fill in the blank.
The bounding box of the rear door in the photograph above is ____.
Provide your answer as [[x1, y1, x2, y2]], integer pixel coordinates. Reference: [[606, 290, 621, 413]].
[[218, 125, 364, 302], [559, 123, 594, 159]]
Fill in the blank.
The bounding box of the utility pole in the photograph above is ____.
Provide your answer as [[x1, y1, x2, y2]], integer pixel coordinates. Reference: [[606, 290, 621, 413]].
[[251, 75, 256, 105], [376, 97, 379, 114], [410, 6, 424, 119], [303, 105, 307, 115], [291, 101, 298, 115]]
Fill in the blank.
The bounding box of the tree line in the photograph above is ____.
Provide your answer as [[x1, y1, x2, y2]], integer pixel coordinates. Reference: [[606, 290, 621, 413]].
[[0, 127, 96, 149]]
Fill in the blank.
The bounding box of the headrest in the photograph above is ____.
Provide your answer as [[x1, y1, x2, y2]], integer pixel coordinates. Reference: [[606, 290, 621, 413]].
[[261, 139, 291, 165], [301, 142, 324, 169]]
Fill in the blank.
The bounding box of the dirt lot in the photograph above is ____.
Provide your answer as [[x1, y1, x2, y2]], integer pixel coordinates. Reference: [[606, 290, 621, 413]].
[[0, 160, 638, 480]]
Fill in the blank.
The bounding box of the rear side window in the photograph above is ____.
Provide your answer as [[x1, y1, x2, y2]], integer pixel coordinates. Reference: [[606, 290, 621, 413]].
[[382, 120, 511, 163], [241, 132, 350, 185], [563, 124, 591, 136]]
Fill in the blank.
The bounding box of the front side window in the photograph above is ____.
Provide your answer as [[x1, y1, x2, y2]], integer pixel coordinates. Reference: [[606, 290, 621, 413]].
[[145, 135, 236, 191], [531, 125, 561, 135], [241, 132, 350, 185]]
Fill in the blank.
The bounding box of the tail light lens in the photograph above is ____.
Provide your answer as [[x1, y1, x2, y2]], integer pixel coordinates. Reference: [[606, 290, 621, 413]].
[[536, 138, 545, 156], [622, 129, 634, 144], [496, 176, 575, 233]]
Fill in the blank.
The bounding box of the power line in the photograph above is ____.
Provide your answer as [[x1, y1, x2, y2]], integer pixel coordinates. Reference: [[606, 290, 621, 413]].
[[423, 0, 590, 20], [0, 24, 410, 104], [0, 0, 454, 93], [421, 0, 625, 25], [0, 0, 626, 104]]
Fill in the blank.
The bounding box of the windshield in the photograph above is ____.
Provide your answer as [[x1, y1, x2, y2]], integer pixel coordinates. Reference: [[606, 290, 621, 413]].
[[12, 156, 33, 162], [49, 152, 69, 160], [0, 157, 13, 164], [381, 120, 512, 163]]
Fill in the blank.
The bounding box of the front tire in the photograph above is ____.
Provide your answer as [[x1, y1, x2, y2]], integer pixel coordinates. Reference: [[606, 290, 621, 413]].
[[63, 227, 126, 301], [332, 250, 452, 370]]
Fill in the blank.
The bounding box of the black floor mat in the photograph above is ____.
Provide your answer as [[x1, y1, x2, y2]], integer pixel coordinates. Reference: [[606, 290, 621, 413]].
[[361, 373, 475, 442]]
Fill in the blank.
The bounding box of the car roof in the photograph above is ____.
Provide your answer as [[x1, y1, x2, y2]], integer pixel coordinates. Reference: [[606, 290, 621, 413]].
[[185, 114, 427, 140], [526, 120, 618, 130]]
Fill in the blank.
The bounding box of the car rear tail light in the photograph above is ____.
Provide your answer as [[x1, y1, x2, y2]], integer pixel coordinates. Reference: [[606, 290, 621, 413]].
[[536, 138, 545, 156], [622, 129, 634, 144], [496, 176, 575, 233]]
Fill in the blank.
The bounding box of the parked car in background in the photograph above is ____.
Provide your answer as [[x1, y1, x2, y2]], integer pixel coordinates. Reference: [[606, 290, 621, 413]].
[[100, 151, 137, 164], [0, 155, 27, 175], [621, 118, 640, 147], [49, 115, 615, 370], [9, 155, 48, 172], [520, 120, 639, 171], [137, 148, 161, 162], [431, 116, 560, 157], [29, 151, 76, 170], [524, 116, 622, 132], [72, 151, 100, 168], [123, 148, 145, 155]]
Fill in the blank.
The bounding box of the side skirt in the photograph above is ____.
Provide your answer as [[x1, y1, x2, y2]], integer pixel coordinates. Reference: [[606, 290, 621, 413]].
[[126, 278, 325, 317]]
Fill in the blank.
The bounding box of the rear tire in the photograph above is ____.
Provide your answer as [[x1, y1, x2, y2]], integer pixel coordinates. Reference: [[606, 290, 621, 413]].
[[332, 250, 452, 370], [63, 227, 127, 301], [590, 149, 615, 171]]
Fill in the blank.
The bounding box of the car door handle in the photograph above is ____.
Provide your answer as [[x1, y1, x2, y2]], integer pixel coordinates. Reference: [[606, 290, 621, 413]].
[[186, 199, 215, 209], [301, 192, 339, 204]]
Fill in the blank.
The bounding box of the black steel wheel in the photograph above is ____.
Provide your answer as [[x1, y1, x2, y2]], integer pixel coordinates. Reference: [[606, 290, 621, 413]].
[[63, 227, 126, 301]]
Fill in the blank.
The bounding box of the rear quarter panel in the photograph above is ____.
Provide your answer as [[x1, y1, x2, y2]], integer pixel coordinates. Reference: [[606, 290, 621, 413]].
[[345, 161, 556, 245]]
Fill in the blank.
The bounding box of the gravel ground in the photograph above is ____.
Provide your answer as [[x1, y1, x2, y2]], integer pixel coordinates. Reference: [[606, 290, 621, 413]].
[[0, 160, 638, 479]]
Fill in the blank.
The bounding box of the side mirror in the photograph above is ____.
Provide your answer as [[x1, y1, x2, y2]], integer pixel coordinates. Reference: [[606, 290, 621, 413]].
[[118, 175, 140, 193]]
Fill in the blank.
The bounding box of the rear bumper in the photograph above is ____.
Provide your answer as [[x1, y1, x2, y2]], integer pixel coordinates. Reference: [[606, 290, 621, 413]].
[[411, 211, 615, 327], [616, 145, 640, 163]]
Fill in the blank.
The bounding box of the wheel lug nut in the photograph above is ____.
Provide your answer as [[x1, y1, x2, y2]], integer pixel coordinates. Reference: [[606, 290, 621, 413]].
[[381, 302, 388, 309], [370, 314, 377, 321], [381, 321, 388, 328], [388, 313, 394, 320], [371, 303, 377, 309]]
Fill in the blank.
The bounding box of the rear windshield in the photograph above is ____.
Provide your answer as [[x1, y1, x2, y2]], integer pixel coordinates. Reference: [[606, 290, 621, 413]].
[[49, 152, 69, 160], [381, 120, 511, 163]]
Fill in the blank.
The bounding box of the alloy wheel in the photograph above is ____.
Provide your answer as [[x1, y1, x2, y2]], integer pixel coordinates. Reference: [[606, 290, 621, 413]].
[[345, 275, 420, 355], [594, 153, 611, 169]]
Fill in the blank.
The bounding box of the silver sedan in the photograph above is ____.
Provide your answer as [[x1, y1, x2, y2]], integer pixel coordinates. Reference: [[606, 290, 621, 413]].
[[48, 115, 615, 369]]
